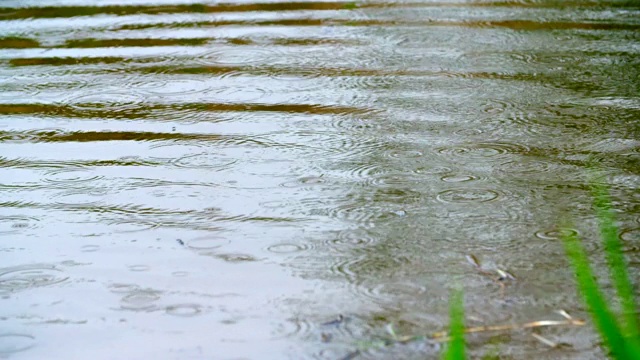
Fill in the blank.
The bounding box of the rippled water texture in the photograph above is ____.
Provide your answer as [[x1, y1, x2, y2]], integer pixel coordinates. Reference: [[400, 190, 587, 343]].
[[1, 0, 639, 359]]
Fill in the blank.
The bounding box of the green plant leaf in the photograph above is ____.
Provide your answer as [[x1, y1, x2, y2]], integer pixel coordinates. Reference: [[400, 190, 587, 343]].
[[590, 180, 640, 340], [444, 288, 466, 360], [561, 225, 639, 359]]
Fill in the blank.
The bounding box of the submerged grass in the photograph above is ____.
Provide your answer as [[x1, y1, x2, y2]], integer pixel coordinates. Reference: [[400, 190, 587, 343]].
[[560, 181, 640, 359], [439, 179, 639, 360], [349, 178, 635, 360], [590, 182, 639, 340]]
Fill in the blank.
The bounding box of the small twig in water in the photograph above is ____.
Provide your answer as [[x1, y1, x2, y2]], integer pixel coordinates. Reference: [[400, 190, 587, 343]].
[[430, 311, 585, 341], [531, 333, 557, 348]]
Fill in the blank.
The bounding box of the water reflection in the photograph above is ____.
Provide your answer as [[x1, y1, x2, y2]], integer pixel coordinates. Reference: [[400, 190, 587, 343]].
[[0, 0, 639, 359]]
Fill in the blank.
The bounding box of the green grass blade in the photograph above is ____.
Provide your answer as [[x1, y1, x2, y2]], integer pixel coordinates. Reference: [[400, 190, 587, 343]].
[[444, 289, 466, 360], [561, 227, 635, 358], [590, 181, 640, 339]]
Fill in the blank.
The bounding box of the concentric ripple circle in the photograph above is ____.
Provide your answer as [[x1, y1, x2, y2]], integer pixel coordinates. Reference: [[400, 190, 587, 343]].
[[166, 304, 202, 317], [171, 152, 238, 170], [436, 142, 528, 160], [0, 264, 69, 293], [186, 235, 230, 250], [0, 334, 36, 355], [267, 243, 310, 254], [326, 228, 376, 249], [43, 169, 103, 185], [121, 290, 161, 311], [534, 228, 579, 241], [436, 189, 501, 203], [0, 216, 40, 234]]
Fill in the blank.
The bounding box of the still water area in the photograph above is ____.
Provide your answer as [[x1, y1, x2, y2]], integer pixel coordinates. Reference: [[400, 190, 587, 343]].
[[0, 0, 639, 359]]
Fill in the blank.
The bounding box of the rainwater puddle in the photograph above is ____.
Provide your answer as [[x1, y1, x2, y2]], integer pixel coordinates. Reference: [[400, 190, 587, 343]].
[[0, 0, 638, 359]]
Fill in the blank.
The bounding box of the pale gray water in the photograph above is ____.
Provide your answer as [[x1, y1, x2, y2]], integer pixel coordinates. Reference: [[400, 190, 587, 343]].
[[0, 1, 639, 359]]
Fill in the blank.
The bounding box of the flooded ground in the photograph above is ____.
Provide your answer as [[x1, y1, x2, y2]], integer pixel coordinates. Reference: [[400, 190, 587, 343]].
[[1, 0, 639, 359]]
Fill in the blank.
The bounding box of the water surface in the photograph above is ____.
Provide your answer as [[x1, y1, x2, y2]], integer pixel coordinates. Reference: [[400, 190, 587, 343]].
[[1, 0, 639, 359]]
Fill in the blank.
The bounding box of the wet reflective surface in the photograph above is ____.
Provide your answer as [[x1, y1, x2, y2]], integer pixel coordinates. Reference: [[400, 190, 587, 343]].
[[1, 0, 639, 358]]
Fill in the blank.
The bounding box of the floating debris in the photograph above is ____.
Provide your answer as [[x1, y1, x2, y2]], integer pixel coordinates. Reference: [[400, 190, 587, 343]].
[[321, 314, 345, 327], [343, 311, 585, 359]]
